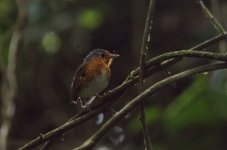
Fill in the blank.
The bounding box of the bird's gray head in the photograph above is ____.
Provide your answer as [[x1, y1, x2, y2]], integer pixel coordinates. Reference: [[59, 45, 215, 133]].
[[84, 49, 119, 62]]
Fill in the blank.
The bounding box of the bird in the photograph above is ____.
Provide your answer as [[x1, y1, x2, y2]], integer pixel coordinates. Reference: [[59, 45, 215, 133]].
[[70, 49, 119, 108]]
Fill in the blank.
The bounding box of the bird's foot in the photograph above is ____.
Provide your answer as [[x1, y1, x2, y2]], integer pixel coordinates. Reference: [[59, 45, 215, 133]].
[[79, 99, 91, 111], [71, 100, 77, 105]]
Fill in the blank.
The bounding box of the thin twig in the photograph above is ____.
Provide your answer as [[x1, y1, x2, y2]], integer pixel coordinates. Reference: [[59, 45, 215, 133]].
[[190, 32, 227, 50], [211, 0, 222, 23], [0, 0, 27, 150], [41, 137, 58, 150], [132, 50, 227, 76], [19, 105, 105, 150], [210, 0, 227, 53], [73, 63, 227, 150], [18, 50, 227, 150], [138, 0, 155, 149], [198, 0, 226, 34]]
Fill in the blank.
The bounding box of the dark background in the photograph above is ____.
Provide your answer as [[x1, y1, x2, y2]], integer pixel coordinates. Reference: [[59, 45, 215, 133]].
[[0, 0, 227, 149]]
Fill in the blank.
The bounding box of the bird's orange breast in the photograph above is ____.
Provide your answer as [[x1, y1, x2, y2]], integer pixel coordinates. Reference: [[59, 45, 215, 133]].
[[84, 58, 111, 83], [79, 58, 111, 98]]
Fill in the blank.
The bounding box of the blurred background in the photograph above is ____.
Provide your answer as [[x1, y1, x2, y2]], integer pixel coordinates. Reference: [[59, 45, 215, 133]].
[[0, 0, 227, 149]]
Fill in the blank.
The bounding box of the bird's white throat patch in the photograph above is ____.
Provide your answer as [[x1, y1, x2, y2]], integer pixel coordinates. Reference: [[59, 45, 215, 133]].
[[108, 58, 113, 67]]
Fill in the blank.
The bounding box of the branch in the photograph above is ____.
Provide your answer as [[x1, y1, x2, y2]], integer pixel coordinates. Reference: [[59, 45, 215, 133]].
[[18, 104, 105, 150], [0, 0, 27, 150], [153, 32, 227, 78], [138, 0, 156, 149], [198, 0, 226, 34], [132, 50, 227, 76], [41, 137, 58, 150], [190, 32, 227, 50], [18, 49, 227, 150], [210, 0, 227, 53], [139, 0, 156, 89], [132, 32, 227, 88], [73, 63, 227, 150]]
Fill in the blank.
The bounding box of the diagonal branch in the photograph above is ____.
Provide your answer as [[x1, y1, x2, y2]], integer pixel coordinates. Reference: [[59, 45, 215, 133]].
[[198, 0, 226, 34], [73, 63, 227, 150], [132, 50, 227, 76], [190, 33, 227, 50], [210, 0, 227, 53]]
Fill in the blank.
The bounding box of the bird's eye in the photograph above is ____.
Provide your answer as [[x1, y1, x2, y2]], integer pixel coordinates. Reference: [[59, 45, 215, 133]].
[[101, 53, 105, 58]]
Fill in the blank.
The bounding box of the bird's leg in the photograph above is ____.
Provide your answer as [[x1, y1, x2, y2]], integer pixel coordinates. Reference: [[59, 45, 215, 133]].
[[71, 101, 77, 104], [79, 98, 91, 111], [79, 98, 86, 107], [85, 101, 91, 111]]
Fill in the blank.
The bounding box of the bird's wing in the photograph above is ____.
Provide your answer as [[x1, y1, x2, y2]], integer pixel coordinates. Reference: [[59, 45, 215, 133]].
[[70, 62, 87, 104]]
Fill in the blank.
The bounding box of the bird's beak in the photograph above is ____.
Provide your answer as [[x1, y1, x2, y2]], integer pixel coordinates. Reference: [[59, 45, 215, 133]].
[[109, 53, 120, 58]]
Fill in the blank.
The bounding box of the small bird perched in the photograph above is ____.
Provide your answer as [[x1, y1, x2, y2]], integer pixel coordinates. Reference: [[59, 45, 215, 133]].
[[70, 49, 119, 108]]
